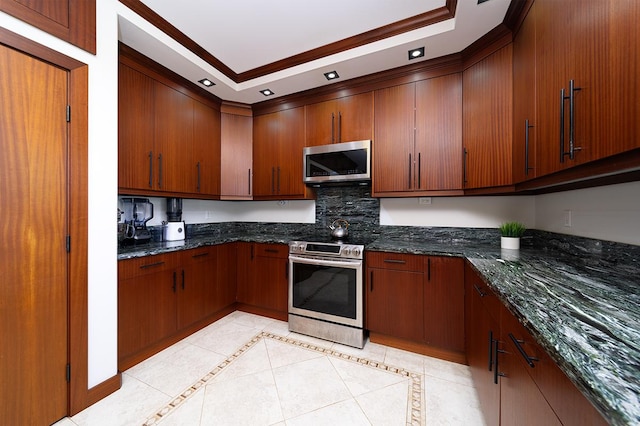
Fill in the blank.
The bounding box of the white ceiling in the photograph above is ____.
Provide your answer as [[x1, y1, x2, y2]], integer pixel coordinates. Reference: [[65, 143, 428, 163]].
[[117, 0, 512, 104]]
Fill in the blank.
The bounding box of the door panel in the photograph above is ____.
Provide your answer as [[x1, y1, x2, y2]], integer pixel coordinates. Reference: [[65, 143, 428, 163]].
[[0, 44, 68, 424]]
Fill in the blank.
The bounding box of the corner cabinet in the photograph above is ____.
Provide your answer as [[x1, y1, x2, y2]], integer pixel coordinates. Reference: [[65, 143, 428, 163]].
[[373, 74, 463, 197], [465, 261, 607, 426], [463, 44, 513, 190], [366, 252, 465, 362], [253, 107, 311, 200], [305, 92, 373, 146], [221, 104, 253, 200]]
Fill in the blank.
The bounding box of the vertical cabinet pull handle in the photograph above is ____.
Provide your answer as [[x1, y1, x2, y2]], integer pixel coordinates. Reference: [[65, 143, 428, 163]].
[[427, 258, 431, 281], [509, 333, 539, 368], [277, 166, 281, 194], [338, 111, 342, 143], [463, 148, 468, 186], [148, 151, 153, 188], [181, 269, 185, 290], [196, 162, 201, 192], [271, 167, 275, 194], [560, 87, 567, 162], [370, 271, 374, 291], [488, 330, 494, 371], [158, 153, 163, 188], [473, 284, 486, 297], [408, 153, 412, 189], [247, 168, 251, 195], [331, 112, 335, 143], [568, 79, 582, 159], [524, 119, 534, 176], [172, 271, 177, 293], [417, 152, 422, 189]]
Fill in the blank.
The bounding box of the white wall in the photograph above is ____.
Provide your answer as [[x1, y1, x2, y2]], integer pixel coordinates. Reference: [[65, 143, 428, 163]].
[[535, 181, 640, 245], [1, 0, 120, 388], [380, 196, 536, 228]]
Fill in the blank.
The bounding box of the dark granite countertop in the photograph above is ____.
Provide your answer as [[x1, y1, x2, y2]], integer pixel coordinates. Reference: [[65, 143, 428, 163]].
[[117, 225, 639, 425]]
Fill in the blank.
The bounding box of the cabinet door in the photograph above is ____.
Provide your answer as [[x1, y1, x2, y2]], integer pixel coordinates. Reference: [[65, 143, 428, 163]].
[[464, 263, 500, 426], [416, 74, 463, 191], [463, 44, 513, 189], [335, 92, 373, 144], [367, 268, 424, 342], [253, 250, 289, 313], [221, 108, 253, 199], [423, 257, 464, 353], [499, 333, 561, 426], [118, 258, 177, 362], [118, 63, 155, 191], [179, 247, 216, 329], [253, 112, 281, 197], [215, 243, 237, 312], [305, 99, 337, 146], [235, 242, 257, 305], [154, 81, 194, 193], [193, 101, 221, 196], [512, 3, 537, 183], [373, 83, 415, 193], [276, 107, 306, 198]]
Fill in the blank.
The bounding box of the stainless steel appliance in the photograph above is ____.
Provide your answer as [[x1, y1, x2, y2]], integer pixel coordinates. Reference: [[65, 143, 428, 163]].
[[288, 240, 365, 348], [163, 197, 185, 241], [303, 140, 371, 185], [120, 198, 154, 243]]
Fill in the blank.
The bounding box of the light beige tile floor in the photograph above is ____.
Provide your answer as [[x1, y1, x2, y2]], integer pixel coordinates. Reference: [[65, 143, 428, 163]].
[[55, 312, 486, 426]]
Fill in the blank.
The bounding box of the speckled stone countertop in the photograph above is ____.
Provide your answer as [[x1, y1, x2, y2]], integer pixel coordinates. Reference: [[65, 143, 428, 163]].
[[118, 224, 639, 425]]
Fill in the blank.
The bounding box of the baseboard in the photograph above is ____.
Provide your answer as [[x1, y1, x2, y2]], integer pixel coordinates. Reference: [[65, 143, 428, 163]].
[[369, 332, 467, 365], [81, 373, 122, 413], [236, 304, 287, 321]]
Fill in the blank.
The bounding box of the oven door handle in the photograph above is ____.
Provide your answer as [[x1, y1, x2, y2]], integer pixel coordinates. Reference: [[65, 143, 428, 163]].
[[288, 255, 362, 268]]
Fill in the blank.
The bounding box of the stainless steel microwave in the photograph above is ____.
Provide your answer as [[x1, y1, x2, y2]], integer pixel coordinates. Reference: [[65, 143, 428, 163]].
[[303, 140, 371, 185]]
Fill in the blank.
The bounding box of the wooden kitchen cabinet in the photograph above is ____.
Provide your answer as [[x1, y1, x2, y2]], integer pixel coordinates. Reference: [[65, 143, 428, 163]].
[[178, 246, 217, 329], [512, 2, 537, 183], [535, 0, 640, 176], [373, 75, 462, 196], [463, 44, 513, 190], [221, 104, 253, 199], [193, 101, 221, 196], [236, 242, 288, 319], [305, 92, 373, 146], [253, 107, 309, 200], [118, 253, 178, 366], [366, 252, 425, 342]]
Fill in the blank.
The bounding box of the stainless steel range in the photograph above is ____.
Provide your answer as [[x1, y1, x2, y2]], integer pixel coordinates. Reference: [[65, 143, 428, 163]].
[[288, 240, 365, 348]]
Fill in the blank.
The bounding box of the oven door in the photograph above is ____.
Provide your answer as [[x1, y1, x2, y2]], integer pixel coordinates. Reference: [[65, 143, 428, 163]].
[[288, 254, 363, 328]]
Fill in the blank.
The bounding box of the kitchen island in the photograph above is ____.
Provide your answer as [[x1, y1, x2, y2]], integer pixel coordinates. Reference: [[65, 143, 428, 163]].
[[118, 224, 639, 425]]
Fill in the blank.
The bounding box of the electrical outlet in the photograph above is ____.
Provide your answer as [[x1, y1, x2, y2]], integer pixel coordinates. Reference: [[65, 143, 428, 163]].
[[563, 210, 572, 227], [277, 200, 288, 207], [419, 197, 432, 205]]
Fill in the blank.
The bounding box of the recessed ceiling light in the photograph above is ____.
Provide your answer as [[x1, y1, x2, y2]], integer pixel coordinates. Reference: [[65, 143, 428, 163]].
[[324, 71, 340, 80], [198, 78, 215, 87], [260, 89, 274, 96], [408, 47, 425, 60]]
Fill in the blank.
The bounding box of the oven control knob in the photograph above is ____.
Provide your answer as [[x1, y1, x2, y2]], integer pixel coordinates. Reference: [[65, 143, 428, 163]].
[[352, 248, 361, 257], [342, 247, 351, 256]]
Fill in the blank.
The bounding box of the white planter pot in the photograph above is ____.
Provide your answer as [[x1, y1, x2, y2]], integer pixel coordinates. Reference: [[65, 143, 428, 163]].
[[501, 236, 520, 250]]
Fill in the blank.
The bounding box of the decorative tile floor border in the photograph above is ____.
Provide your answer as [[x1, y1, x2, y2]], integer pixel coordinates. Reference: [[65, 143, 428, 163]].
[[143, 332, 424, 425]]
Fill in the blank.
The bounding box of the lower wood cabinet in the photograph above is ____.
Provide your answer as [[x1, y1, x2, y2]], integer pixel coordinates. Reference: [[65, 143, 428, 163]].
[[118, 244, 235, 370], [236, 242, 288, 320], [465, 261, 606, 426], [366, 252, 465, 362]]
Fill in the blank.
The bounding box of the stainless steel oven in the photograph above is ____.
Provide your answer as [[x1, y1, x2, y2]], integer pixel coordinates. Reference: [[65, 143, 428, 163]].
[[288, 241, 365, 348]]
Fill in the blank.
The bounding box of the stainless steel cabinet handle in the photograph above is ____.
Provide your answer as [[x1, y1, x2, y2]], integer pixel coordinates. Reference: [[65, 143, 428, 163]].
[[568, 79, 582, 159], [417, 152, 422, 189], [509, 333, 539, 368], [158, 153, 163, 188], [463, 148, 468, 186], [331, 112, 335, 143], [338, 111, 342, 143], [524, 119, 534, 176], [148, 151, 153, 188], [247, 168, 251, 195], [408, 153, 412, 189]]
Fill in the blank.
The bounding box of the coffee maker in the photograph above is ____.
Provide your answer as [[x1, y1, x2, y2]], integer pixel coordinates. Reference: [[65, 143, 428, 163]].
[[120, 198, 154, 243], [163, 197, 185, 241]]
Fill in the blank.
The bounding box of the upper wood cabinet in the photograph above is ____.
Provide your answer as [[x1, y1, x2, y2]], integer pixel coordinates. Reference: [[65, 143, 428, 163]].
[[193, 101, 221, 196], [0, 0, 96, 53], [373, 74, 463, 196], [221, 104, 252, 200], [253, 107, 310, 200], [512, 3, 537, 184], [305, 92, 373, 146], [535, 0, 640, 176], [463, 44, 513, 190]]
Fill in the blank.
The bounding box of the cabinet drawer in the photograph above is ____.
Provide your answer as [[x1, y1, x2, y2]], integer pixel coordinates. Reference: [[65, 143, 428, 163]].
[[254, 243, 288, 258], [467, 273, 501, 322], [118, 253, 177, 279], [366, 251, 425, 272], [181, 246, 217, 265]]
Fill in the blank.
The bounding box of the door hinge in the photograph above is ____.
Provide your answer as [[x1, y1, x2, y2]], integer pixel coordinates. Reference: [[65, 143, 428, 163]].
[[66, 105, 71, 122], [66, 235, 71, 253], [66, 364, 71, 382]]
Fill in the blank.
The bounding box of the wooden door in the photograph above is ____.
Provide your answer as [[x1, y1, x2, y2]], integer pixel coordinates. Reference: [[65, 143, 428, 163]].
[[335, 92, 374, 144], [512, 3, 537, 183], [154, 81, 194, 193], [179, 248, 216, 328], [236, 242, 257, 305], [253, 244, 289, 313], [373, 83, 415, 194], [118, 63, 155, 192], [275, 107, 305, 198], [221, 109, 253, 199], [252, 113, 279, 197], [463, 44, 513, 189], [423, 257, 464, 353], [305, 99, 337, 146], [416, 74, 463, 191], [193, 101, 221, 196], [215, 243, 237, 312], [0, 45, 69, 424]]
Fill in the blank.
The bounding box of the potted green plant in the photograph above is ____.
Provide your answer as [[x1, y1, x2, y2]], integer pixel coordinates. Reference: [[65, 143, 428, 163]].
[[499, 222, 526, 250]]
